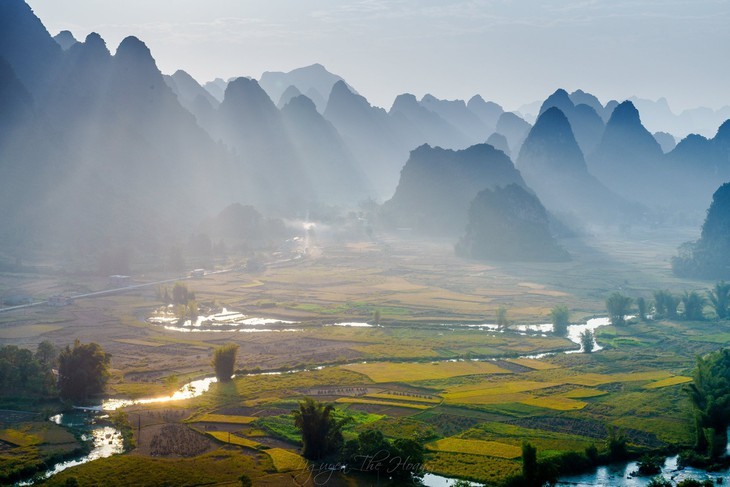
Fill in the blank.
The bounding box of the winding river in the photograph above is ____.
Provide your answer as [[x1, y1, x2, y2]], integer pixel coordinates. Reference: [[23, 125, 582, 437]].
[[19, 316, 688, 486]]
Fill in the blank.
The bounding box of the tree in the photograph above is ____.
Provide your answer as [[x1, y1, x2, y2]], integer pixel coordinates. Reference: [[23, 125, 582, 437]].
[[606, 292, 632, 326], [580, 330, 595, 353], [293, 398, 347, 460], [35, 340, 57, 369], [58, 340, 110, 402], [636, 297, 648, 322], [496, 306, 509, 330], [708, 281, 730, 319], [550, 305, 570, 336], [682, 291, 706, 321], [211, 343, 238, 382], [522, 441, 538, 484], [685, 349, 730, 459], [653, 290, 678, 319]]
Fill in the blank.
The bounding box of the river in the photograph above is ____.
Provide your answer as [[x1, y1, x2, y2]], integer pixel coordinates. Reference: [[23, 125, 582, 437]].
[[20, 315, 685, 486]]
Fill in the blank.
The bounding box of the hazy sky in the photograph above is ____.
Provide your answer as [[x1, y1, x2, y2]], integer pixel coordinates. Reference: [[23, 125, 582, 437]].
[[26, 0, 730, 112]]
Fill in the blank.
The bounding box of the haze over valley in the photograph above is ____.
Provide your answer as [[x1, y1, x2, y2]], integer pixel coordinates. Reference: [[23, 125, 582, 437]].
[[3, 1, 730, 486]]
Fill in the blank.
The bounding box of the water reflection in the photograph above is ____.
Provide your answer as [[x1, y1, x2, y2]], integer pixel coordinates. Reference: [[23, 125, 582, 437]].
[[101, 376, 218, 410]]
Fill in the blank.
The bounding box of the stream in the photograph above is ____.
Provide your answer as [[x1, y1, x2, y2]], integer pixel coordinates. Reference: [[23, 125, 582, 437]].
[[18, 316, 682, 486]]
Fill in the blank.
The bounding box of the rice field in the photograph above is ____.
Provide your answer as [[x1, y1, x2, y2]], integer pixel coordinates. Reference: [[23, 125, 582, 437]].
[[207, 431, 261, 449], [340, 361, 511, 383], [335, 397, 431, 410], [643, 376, 692, 389], [264, 448, 306, 473], [427, 438, 522, 458], [193, 413, 257, 424]]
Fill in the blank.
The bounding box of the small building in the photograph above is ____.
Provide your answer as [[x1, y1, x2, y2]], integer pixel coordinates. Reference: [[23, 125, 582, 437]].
[[48, 295, 72, 307], [190, 269, 205, 279], [109, 275, 131, 288]]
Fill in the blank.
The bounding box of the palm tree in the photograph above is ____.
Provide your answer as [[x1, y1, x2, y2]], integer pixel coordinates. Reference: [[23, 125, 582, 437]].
[[682, 291, 706, 321], [293, 398, 348, 460], [708, 281, 730, 319]]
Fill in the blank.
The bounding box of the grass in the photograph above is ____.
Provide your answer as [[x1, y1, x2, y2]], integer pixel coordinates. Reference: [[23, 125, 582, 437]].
[[0, 324, 63, 339], [427, 438, 522, 458], [425, 451, 521, 484], [0, 428, 40, 447], [365, 392, 442, 404], [340, 361, 511, 383]]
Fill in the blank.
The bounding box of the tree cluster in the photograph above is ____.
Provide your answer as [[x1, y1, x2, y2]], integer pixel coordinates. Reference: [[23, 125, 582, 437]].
[[58, 340, 111, 402], [292, 398, 425, 482], [685, 348, 730, 460], [0, 341, 56, 397]]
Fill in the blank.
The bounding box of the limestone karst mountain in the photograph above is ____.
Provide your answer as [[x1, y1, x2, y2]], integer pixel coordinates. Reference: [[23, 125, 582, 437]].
[[516, 107, 634, 225], [324, 80, 406, 198], [389, 93, 471, 150], [456, 184, 569, 262], [673, 182, 730, 278], [381, 143, 528, 235], [260, 63, 350, 113], [589, 100, 664, 203]]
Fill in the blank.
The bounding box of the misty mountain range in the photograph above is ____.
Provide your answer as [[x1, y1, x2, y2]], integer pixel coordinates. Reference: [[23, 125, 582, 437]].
[[2, 0, 730, 262]]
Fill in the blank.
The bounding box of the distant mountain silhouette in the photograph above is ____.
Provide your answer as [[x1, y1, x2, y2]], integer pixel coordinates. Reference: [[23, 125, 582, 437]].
[[281, 94, 371, 204], [389, 93, 470, 150], [517, 107, 632, 224], [589, 101, 663, 203], [203, 78, 227, 102], [630, 96, 730, 138], [277, 85, 302, 109], [1, 27, 233, 250], [539, 89, 605, 155], [467, 95, 504, 135], [0, 0, 61, 97], [456, 184, 569, 262], [494, 112, 532, 155], [653, 131, 676, 153], [486, 133, 511, 158], [53, 30, 78, 50], [673, 182, 730, 278], [324, 80, 405, 198], [569, 89, 606, 119], [419, 94, 487, 145], [381, 144, 527, 235], [164, 69, 219, 130], [215, 77, 313, 209], [260, 64, 350, 113]]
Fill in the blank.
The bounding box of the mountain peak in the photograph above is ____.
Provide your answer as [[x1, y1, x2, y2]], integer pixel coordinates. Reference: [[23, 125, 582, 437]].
[[115, 36, 154, 64], [539, 88, 574, 116], [607, 100, 643, 126], [81, 32, 110, 57], [53, 30, 78, 50]]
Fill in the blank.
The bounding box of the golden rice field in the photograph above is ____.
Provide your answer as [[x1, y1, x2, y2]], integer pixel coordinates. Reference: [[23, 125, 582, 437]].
[[643, 376, 692, 389], [365, 392, 442, 404], [519, 395, 587, 411], [264, 448, 306, 473], [194, 414, 257, 424], [207, 431, 261, 449], [340, 361, 510, 383], [335, 397, 430, 410], [427, 438, 522, 459]]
